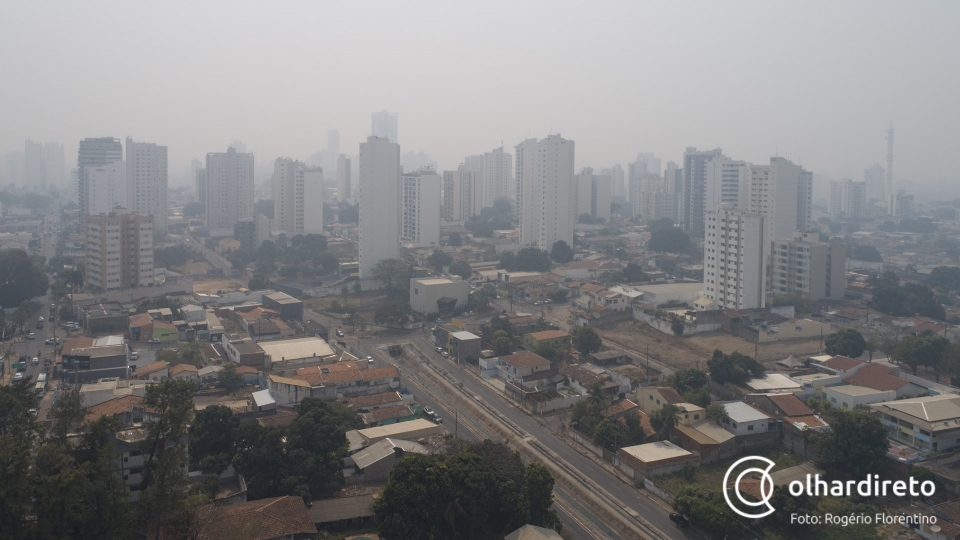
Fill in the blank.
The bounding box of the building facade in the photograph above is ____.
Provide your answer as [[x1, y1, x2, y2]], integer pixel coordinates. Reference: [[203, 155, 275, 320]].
[[516, 135, 575, 251], [78, 137, 123, 219], [125, 138, 168, 234], [574, 168, 612, 222], [681, 147, 723, 234], [86, 212, 154, 291], [359, 136, 401, 280], [770, 232, 845, 301], [703, 208, 766, 309], [337, 154, 351, 202], [86, 161, 127, 216], [272, 158, 324, 236], [441, 168, 477, 223], [206, 147, 254, 237], [400, 169, 440, 248], [829, 179, 867, 219], [371, 110, 398, 143]]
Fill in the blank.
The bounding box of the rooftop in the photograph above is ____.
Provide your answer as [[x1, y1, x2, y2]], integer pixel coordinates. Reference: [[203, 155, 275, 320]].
[[744, 373, 802, 392], [68, 344, 127, 358], [723, 401, 773, 423], [196, 495, 316, 540], [263, 291, 301, 305], [450, 330, 480, 341], [346, 391, 404, 409], [169, 363, 199, 376], [620, 440, 693, 463], [258, 337, 335, 361], [823, 355, 865, 372], [500, 352, 551, 368], [363, 404, 414, 423], [350, 437, 429, 470], [827, 384, 891, 397], [504, 524, 565, 540], [309, 494, 375, 526], [527, 330, 569, 341], [871, 394, 960, 428], [251, 390, 275, 408], [136, 361, 168, 376], [765, 394, 814, 417], [355, 418, 443, 443], [844, 363, 908, 392]]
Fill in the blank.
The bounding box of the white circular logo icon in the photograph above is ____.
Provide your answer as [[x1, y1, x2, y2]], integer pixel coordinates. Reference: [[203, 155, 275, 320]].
[[723, 455, 776, 519]]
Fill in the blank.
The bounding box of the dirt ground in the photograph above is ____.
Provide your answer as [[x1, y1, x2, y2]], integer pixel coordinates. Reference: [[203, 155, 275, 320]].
[[192, 278, 245, 295], [182, 261, 213, 274], [596, 319, 825, 369]]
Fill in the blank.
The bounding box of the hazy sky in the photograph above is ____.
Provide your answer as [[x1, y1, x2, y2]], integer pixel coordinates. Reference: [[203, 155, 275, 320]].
[[2, 0, 959, 190]]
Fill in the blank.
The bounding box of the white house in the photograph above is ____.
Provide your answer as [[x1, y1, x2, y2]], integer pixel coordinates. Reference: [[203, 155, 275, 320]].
[[719, 401, 776, 436]]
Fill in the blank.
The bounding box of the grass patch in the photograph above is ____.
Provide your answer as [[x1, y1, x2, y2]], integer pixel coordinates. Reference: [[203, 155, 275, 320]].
[[655, 447, 805, 496]]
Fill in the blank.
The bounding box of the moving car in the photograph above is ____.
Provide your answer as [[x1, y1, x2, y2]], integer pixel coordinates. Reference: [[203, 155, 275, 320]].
[[26, 332, 36, 340], [335, 329, 344, 337], [38, 316, 44, 322], [44, 338, 55, 345], [129, 351, 139, 360], [13, 373, 23, 382], [366, 355, 374, 364], [423, 407, 435, 417], [440, 351, 449, 358], [669, 513, 689, 527], [147, 338, 161, 344], [30, 357, 39, 365]]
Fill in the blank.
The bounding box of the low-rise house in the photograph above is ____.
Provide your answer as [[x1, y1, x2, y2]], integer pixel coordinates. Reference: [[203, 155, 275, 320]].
[[560, 364, 620, 397], [523, 330, 569, 352], [82, 395, 159, 427], [843, 363, 925, 398], [348, 438, 429, 482], [199, 365, 223, 383], [195, 496, 317, 540], [636, 386, 684, 415], [719, 401, 777, 436], [819, 355, 867, 375], [134, 361, 168, 382], [827, 307, 871, 327], [674, 420, 736, 464], [266, 365, 401, 406], [447, 330, 482, 363], [345, 391, 406, 412], [497, 352, 552, 382], [309, 494, 376, 530], [740, 373, 803, 395], [614, 441, 699, 480], [79, 377, 153, 407], [151, 320, 178, 342], [169, 363, 199, 383], [348, 418, 444, 451], [222, 333, 266, 367], [128, 313, 154, 341], [261, 291, 304, 321], [179, 304, 206, 323], [870, 394, 960, 452], [361, 404, 416, 426], [504, 525, 565, 540], [61, 343, 128, 384], [258, 337, 337, 368], [823, 385, 896, 409]]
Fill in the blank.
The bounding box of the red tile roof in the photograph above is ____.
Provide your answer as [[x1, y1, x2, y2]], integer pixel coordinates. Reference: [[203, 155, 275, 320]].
[[844, 363, 908, 392], [366, 404, 414, 422], [60, 336, 95, 357], [823, 356, 865, 372], [766, 394, 814, 417], [83, 396, 147, 425], [346, 391, 404, 409], [650, 387, 684, 404], [128, 313, 153, 327], [527, 330, 569, 341], [136, 361, 168, 376], [170, 364, 199, 376], [197, 496, 317, 540], [500, 352, 551, 368], [361, 366, 400, 381]]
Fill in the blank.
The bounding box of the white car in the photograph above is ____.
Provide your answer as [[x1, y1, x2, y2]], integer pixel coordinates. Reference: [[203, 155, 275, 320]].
[[30, 357, 39, 365], [26, 332, 36, 340], [37, 316, 44, 322], [12, 373, 23, 382]]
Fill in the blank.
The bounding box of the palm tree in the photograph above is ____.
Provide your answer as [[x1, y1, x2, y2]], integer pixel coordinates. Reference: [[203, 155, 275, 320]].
[[65, 267, 84, 294], [651, 404, 680, 439], [587, 383, 607, 407]]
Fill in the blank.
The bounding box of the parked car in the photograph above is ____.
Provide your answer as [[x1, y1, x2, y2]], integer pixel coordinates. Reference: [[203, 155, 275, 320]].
[[434, 416, 443, 424], [366, 356, 374, 364], [44, 338, 55, 345], [669, 514, 689, 527], [435, 347, 443, 354], [26, 332, 36, 340], [440, 351, 449, 358], [147, 338, 160, 344], [423, 406, 435, 417], [30, 357, 39, 365], [435, 318, 442, 323], [35, 322, 43, 329], [12, 373, 23, 382], [335, 329, 344, 337], [129, 351, 139, 360], [37, 316, 44, 322]]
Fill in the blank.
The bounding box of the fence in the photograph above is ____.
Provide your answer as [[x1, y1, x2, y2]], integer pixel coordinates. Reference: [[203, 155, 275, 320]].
[[643, 479, 674, 503]]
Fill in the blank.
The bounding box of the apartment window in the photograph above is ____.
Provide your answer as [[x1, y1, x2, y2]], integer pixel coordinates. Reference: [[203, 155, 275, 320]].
[[748, 425, 754, 431]]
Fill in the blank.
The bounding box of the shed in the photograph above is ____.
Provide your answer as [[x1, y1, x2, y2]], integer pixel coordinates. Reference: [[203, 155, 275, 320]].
[[251, 389, 276, 412]]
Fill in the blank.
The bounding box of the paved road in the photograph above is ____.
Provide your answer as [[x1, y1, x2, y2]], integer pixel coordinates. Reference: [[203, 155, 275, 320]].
[[305, 308, 694, 540]]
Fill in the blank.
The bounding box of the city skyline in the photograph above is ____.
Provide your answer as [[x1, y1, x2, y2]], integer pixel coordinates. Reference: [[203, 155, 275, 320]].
[[1, 1, 958, 195]]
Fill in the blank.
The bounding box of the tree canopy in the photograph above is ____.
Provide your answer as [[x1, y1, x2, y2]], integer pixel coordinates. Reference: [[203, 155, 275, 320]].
[[498, 251, 515, 271], [248, 273, 271, 290], [0, 249, 49, 308], [872, 281, 945, 320], [514, 248, 552, 272], [814, 407, 889, 481], [427, 250, 453, 272], [621, 263, 650, 283], [550, 240, 574, 263], [929, 266, 960, 292], [824, 329, 866, 358], [647, 226, 693, 255], [571, 326, 602, 354], [665, 367, 711, 407], [852, 245, 883, 262], [449, 260, 473, 280], [448, 232, 462, 246], [372, 258, 412, 300], [706, 349, 764, 385], [374, 440, 559, 540]]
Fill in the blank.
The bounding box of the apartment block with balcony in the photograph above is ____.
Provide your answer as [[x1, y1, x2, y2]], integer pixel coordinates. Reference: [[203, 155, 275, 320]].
[[770, 232, 845, 300]]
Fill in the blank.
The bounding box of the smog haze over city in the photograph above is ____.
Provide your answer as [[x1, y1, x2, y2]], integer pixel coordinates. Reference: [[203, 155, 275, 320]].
[[1, 0, 959, 198]]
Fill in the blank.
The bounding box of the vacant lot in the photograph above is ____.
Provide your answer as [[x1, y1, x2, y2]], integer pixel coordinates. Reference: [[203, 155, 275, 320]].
[[183, 261, 214, 275], [595, 319, 824, 369], [193, 278, 244, 295]]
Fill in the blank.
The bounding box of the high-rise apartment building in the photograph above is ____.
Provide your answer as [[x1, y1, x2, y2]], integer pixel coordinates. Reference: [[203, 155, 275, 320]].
[[864, 163, 886, 202], [704, 208, 767, 309], [889, 189, 913, 218], [481, 147, 513, 207], [682, 148, 724, 234], [665, 161, 683, 222], [337, 154, 352, 201], [600, 165, 626, 200], [371, 111, 398, 144], [195, 168, 207, 206], [3, 151, 25, 186], [829, 179, 867, 219], [327, 130, 340, 180], [743, 157, 812, 244], [770, 232, 845, 301], [704, 156, 749, 214], [125, 137, 168, 234], [515, 135, 575, 251], [86, 161, 127, 215], [24, 140, 45, 186], [359, 136, 401, 280], [442, 168, 477, 223], [272, 158, 324, 236], [78, 137, 123, 218], [85, 211, 154, 291], [206, 147, 255, 237], [43, 142, 65, 187], [574, 168, 611, 222], [400, 169, 440, 248]]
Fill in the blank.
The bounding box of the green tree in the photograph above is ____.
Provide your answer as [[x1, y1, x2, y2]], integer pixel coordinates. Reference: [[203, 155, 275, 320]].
[[593, 418, 628, 451], [852, 245, 883, 262], [647, 218, 675, 233], [498, 251, 515, 271], [248, 273, 271, 290], [470, 284, 497, 312], [824, 328, 867, 358], [929, 266, 960, 292], [647, 227, 692, 254], [449, 260, 473, 280], [525, 462, 560, 531], [621, 263, 649, 283], [218, 362, 242, 391], [190, 405, 239, 474], [375, 298, 412, 325], [571, 326, 602, 354], [49, 384, 86, 444], [548, 289, 569, 303], [814, 407, 889, 481], [706, 349, 764, 385], [427, 250, 454, 272], [338, 203, 359, 223], [493, 330, 512, 356], [514, 247, 552, 271], [705, 403, 728, 425], [182, 201, 205, 217], [649, 404, 680, 439], [372, 258, 412, 299], [550, 240, 574, 263], [179, 341, 205, 367], [492, 197, 513, 216], [448, 232, 462, 246], [0, 381, 40, 538], [623, 412, 647, 445]]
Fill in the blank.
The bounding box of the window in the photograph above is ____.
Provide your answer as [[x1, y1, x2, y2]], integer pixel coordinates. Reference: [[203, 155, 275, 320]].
[[748, 425, 754, 431]]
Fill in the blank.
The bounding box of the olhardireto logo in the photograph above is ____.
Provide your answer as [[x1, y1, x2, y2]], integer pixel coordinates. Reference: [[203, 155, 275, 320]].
[[723, 455, 940, 526]]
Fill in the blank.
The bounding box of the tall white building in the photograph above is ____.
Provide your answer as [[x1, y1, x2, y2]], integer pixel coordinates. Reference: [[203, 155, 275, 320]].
[[515, 135, 575, 251], [889, 189, 913, 218], [78, 137, 123, 218], [359, 136, 401, 280], [43, 142, 64, 187], [704, 207, 767, 309], [327, 130, 340, 180], [744, 157, 812, 244], [601, 165, 626, 200], [85, 211, 153, 291], [273, 158, 324, 236], [195, 168, 207, 206], [371, 111, 398, 144], [704, 156, 749, 214], [206, 147, 255, 237], [24, 140, 44, 186], [125, 138, 168, 234], [442, 168, 477, 223], [829, 179, 867, 219], [86, 161, 127, 216], [3, 151, 25, 186], [482, 147, 513, 207], [682, 148, 723, 234], [574, 168, 612, 222], [337, 154, 352, 202], [400, 169, 440, 248], [864, 163, 886, 202]]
